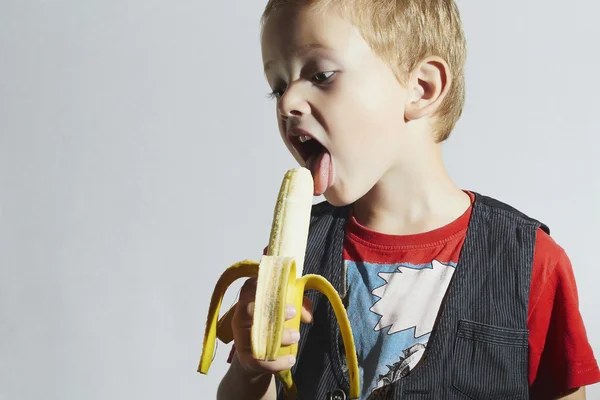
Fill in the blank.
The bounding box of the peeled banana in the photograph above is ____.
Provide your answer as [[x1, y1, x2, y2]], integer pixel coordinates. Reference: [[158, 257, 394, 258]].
[[198, 167, 359, 399]]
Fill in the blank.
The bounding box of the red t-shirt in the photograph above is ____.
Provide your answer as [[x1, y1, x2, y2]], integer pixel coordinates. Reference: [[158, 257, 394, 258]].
[[227, 193, 600, 397]]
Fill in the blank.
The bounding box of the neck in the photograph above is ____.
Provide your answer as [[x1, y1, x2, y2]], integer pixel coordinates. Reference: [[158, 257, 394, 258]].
[[352, 140, 470, 235]]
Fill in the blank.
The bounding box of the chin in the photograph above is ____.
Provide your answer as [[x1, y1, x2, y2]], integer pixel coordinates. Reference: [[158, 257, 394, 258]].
[[322, 185, 361, 207], [322, 173, 380, 208]]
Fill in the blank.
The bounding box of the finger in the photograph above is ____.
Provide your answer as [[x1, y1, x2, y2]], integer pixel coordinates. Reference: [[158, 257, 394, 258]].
[[235, 326, 300, 354], [233, 278, 257, 325], [280, 328, 301, 346], [301, 296, 313, 323], [284, 304, 296, 320], [234, 303, 255, 331], [237, 348, 297, 375], [239, 278, 257, 302], [232, 301, 254, 332], [300, 307, 313, 324]]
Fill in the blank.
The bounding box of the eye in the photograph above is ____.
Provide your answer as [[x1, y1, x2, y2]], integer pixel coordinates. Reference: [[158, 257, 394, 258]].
[[267, 88, 284, 100], [312, 71, 335, 83]]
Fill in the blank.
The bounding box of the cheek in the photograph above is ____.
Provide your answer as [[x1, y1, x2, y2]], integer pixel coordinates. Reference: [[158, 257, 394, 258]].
[[336, 76, 404, 135], [332, 95, 402, 158], [327, 84, 404, 185]]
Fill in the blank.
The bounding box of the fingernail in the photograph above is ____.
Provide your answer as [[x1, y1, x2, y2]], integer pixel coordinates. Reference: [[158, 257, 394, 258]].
[[291, 331, 300, 343], [285, 305, 296, 318], [288, 355, 296, 365]]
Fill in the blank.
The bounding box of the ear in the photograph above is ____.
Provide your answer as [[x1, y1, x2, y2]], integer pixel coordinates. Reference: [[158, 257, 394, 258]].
[[404, 56, 452, 121]]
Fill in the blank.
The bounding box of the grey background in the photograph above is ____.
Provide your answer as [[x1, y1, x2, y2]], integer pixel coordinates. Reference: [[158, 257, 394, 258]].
[[1, 0, 598, 399]]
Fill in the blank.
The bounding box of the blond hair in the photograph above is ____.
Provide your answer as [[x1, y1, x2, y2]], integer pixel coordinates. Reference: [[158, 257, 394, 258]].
[[261, 0, 467, 142]]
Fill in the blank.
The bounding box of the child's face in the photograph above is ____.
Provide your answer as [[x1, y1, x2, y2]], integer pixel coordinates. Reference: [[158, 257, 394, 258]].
[[261, 5, 411, 206]]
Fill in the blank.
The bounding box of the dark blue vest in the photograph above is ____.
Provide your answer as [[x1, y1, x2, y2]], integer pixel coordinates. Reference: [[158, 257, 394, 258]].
[[276, 192, 549, 400]]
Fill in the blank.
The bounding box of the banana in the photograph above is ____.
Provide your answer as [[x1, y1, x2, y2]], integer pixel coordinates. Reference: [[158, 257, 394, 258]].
[[252, 167, 312, 361], [198, 167, 359, 399]]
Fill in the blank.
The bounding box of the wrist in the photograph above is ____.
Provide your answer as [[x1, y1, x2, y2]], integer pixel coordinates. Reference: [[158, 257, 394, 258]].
[[232, 354, 271, 382]]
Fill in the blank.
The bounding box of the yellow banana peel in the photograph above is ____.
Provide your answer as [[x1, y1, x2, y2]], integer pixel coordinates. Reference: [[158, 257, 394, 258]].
[[198, 167, 359, 399]]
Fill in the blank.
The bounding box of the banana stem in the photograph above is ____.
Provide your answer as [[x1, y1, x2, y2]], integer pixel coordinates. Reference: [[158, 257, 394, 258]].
[[198, 260, 259, 374], [277, 369, 297, 400]]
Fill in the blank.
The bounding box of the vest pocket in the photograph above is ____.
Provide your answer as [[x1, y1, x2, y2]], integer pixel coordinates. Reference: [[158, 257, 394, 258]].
[[452, 319, 529, 400]]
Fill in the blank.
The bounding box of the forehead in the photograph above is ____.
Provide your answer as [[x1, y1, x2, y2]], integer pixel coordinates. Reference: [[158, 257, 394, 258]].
[[260, 6, 356, 68]]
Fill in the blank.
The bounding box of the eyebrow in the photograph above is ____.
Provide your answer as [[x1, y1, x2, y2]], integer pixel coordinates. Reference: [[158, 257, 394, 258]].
[[263, 43, 331, 72]]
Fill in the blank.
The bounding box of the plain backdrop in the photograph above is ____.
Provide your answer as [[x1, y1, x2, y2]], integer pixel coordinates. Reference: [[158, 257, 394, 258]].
[[1, 0, 598, 399]]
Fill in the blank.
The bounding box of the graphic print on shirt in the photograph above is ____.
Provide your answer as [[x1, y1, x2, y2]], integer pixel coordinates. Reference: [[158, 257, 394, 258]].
[[345, 260, 456, 399]]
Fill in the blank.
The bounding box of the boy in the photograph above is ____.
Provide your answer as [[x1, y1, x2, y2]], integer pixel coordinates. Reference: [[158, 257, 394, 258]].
[[216, 0, 600, 399]]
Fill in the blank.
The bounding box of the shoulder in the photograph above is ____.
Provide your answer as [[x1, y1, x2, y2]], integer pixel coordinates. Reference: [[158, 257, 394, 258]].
[[471, 192, 569, 288], [469, 191, 565, 261], [533, 227, 569, 274], [471, 192, 550, 234], [530, 227, 575, 307], [529, 227, 573, 311]]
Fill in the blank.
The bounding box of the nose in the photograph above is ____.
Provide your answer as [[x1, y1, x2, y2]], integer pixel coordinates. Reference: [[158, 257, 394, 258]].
[[277, 82, 310, 119]]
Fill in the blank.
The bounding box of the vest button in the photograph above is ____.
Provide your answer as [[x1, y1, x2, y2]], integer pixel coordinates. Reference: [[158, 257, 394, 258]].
[[327, 389, 347, 400]]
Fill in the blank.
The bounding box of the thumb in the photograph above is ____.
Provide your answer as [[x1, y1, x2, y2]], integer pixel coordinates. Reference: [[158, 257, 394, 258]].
[[301, 296, 313, 324]]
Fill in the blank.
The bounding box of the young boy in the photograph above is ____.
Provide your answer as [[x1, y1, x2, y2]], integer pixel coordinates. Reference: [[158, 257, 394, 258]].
[[216, 0, 600, 399]]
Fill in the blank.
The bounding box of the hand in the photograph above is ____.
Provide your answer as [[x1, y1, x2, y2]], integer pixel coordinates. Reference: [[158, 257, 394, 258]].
[[231, 277, 313, 377]]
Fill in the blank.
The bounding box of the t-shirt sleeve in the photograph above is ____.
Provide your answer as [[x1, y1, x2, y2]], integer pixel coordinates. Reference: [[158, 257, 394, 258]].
[[226, 245, 270, 364], [528, 229, 600, 398]]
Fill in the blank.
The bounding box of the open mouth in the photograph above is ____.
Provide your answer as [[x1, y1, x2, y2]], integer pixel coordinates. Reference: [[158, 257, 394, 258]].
[[286, 128, 334, 196], [287, 130, 326, 165]]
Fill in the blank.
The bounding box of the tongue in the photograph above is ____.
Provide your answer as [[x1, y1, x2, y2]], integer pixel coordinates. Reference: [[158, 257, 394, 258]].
[[307, 150, 332, 196]]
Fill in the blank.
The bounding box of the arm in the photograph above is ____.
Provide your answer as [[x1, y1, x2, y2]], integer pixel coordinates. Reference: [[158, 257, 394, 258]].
[[555, 386, 585, 400], [217, 353, 276, 400], [527, 231, 599, 399]]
